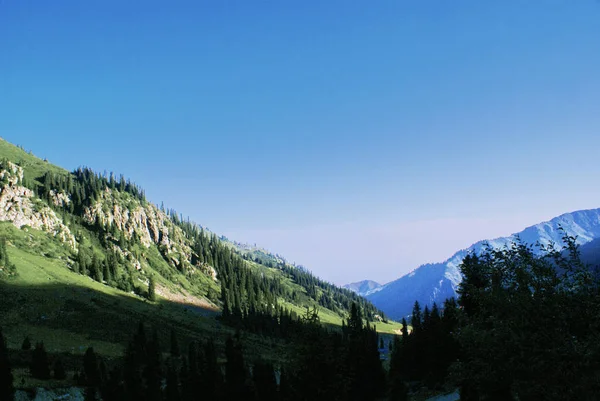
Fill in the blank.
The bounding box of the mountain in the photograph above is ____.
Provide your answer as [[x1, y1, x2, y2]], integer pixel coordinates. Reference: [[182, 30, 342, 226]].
[[578, 237, 600, 272], [343, 280, 381, 296], [0, 138, 401, 362], [367, 208, 600, 320]]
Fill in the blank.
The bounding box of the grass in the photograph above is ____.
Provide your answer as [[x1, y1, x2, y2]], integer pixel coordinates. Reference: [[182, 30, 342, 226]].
[[1, 242, 227, 355], [280, 300, 408, 335], [0, 137, 69, 185], [0, 234, 293, 371], [0, 135, 409, 378]]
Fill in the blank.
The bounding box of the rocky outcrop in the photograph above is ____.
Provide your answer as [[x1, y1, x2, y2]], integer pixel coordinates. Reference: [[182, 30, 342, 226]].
[[0, 160, 23, 186], [83, 189, 215, 279], [49, 189, 71, 208], [0, 162, 77, 250]]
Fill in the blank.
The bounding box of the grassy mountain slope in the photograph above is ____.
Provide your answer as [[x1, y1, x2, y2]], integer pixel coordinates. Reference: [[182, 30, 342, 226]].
[[0, 138, 402, 365]]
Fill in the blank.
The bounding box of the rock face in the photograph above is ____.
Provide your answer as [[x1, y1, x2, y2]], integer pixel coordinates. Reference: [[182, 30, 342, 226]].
[[0, 162, 76, 250], [82, 188, 217, 279]]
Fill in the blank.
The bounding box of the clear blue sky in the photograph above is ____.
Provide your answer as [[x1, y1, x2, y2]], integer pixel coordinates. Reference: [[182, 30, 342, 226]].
[[2, 1, 600, 284]]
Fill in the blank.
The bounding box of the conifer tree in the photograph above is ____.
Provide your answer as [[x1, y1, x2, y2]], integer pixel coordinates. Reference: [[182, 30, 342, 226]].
[[147, 276, 156, 301], [253, 360, 277, 401], [165, 363, 180, 401], [21, 336, 31, 350], [54, 359, 66, 380], [123, 322, 147, 401], [225, 334, 250, 399], [144, 330, 162, 401], [30, 342, 50, 380], [170, 329, 180, 357], [0, 328, 15, 401], [84, 386, 97, 401], [84, 347, 100, 387], [400, 318, 408, 341], [202, 339, 222, 401]]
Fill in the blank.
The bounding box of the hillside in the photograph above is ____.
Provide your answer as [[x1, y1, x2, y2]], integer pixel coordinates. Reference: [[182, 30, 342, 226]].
[[367, 208, 600, 319], [0, 138, 400, 363]]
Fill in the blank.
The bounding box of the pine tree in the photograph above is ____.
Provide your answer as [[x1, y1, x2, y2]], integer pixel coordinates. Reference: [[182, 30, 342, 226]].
[[30, 342, 50, 380], [411, 301, 422, 334], [225, 334, 250, 399], [400, 318, 408, 341], [123, 322, 148, 401], [83, 347, 101, 387], [253, 360, 277, 401], [84, 386, 97, 401], [0, 327, 15, 401], [54, 359, 67, 380], [147, 276, 156, 301], [144, 330, 162, 401], [165, 363, 180, 401], [202, 339, 222, 401], [21, 336, 31, 350], [170, 329, 180, 357]]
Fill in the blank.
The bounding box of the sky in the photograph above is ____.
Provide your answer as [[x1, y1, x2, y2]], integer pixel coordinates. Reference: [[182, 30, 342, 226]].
[[2, 1, 600, 285]]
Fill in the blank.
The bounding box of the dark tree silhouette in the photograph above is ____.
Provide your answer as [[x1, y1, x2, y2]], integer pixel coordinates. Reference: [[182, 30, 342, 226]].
[[0, 328, 15, 401], [30, 342, 50, 380]]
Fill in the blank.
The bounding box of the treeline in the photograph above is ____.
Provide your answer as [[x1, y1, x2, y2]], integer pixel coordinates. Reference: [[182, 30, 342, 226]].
[[240, 248, 385, 321], [0, 303, 386, 401], [454, 235, 600, 400], [388, 298, 459, 398], [164, 206, 385, 327], [387, 232, 600, 400]]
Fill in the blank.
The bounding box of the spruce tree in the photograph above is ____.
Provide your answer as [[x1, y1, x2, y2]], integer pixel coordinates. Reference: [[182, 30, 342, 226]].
[[147, 276, 156, 301], [400, 318, 408, 341], [225, 334, 250, 399], [165, 363, 180, 401], [54, 359, 67, 380], [30, 342, 50, 380], [21, 336, 31, 350], [170, 329, 180, 357], [253, 360, 277, 401], [143, 330, 162, 401], [0, 327, 15, 401], [83, 347, 100, 387], [84, 386, 97, 401]]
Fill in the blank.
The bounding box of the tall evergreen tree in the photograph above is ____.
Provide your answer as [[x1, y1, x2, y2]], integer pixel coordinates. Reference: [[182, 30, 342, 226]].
[[83, 347, 100, 387], [0, 328, 15, 401], [253, 360, 277, 401], [170, 329, 180, 357], [143, 330, 162, 401], [147, 276, 156, 301], [54, 359, 67, 380], [21, 336, 31, 351], [30, 342, 50, 380], [225, 334, 250, 400], [165, 363, 180, 401]]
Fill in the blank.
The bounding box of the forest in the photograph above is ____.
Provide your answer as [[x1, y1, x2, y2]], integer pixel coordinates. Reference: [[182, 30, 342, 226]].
[[3, 230, 599, 400]]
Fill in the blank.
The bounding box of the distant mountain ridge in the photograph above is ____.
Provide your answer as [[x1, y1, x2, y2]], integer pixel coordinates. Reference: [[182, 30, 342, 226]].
[[367, 208, 600, 319], [343, 280, 381, 296]]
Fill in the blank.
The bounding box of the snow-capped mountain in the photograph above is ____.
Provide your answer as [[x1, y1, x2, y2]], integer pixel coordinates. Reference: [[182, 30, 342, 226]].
[[367, 208, 600, 320], [343, 280, 381, 296]]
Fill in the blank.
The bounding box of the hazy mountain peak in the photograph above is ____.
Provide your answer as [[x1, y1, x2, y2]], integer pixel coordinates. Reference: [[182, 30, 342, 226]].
[[343, 280, 381, 296], [367, 208, 600, 319]]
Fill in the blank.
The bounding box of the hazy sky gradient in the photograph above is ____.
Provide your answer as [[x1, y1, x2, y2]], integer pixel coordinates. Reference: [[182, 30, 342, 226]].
[[2, 1, 600, 284]]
